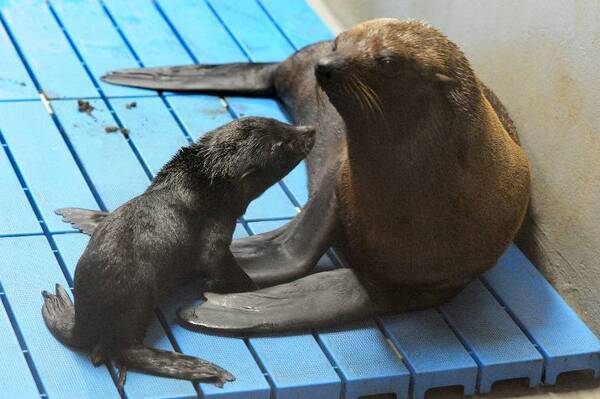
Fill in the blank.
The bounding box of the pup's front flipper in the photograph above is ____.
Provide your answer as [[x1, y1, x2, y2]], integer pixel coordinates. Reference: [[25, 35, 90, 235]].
[[177, 268, 377, 333], [55, 208, 109, 235]]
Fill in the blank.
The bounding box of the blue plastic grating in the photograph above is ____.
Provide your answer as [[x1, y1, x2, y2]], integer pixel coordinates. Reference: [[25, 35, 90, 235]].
[[0, 1, 597, 398]]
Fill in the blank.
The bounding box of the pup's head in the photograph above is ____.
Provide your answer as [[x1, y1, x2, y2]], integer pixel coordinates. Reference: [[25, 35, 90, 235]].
[[199, 117, 315, 202]]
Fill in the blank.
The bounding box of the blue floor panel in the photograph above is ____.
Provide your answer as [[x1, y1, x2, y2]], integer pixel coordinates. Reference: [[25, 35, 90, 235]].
[[0, 142, 41, 236], [318, 321, 411, 399], [0, 236, 119, 399], [440, 279, 544, 392], [0, 1, 598, 399], [50, 99, 150, 210], [0, 295, 40, 398], [259, 0, 334, 49], [155, 0, 246, 64], [208, 0, 293, 62], [50, 0, 153, 98], [109, 97, 191, 175], [102, 0, 193, 68], [249, 334, 342, 399], [0, 101, 100, 232], [381, 311, 478, 399], [0, 21, 38, 100], [0, 0, 97, 99], [483, 244, 600, 383]]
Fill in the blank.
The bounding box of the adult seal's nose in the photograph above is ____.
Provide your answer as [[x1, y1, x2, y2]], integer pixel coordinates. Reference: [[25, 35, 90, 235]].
[[315, 57, 339, 81]]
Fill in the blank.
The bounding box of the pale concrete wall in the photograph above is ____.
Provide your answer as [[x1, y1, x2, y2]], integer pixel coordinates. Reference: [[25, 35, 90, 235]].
[[309, 0, 600, 334]]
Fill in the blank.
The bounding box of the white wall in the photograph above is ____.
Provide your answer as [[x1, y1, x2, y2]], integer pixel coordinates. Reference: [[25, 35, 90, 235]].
[[310, 0, 600, 334]]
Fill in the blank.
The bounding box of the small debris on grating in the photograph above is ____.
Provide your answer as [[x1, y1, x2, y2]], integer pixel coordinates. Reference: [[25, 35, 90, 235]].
[[0, 77, 26, 86], [125, 101, 137, 109], [104, 126, 130, 138], [77, 99, 95, 116]]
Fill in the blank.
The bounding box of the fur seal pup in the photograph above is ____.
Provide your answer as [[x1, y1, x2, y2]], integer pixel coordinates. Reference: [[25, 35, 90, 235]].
[[42, 117, 316, 391], [69, 18, 529, 333]]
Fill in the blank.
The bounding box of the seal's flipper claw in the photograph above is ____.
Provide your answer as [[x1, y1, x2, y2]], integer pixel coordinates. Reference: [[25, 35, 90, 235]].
[[177, 269, 377, 333], [55, 207, 109, 235], [101, 63, 278, 95], [55, 283, 73, 305], [117, 364, 127, 398]]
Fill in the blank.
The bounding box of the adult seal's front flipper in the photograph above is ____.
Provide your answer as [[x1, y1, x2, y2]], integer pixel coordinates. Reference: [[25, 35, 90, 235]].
[[101, 63, 278, 95], [232, 172, 340, 288], [177, 268, 377, 333], [55, 208, 109, 235]]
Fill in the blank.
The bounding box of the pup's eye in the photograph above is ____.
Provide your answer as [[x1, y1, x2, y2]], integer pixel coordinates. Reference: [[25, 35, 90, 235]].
[[271, 142, 284, 152], [376, 56, 400, 77]]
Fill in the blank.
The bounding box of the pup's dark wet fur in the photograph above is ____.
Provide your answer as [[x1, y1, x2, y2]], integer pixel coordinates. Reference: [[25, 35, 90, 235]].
[[42, 117, 315, 394]]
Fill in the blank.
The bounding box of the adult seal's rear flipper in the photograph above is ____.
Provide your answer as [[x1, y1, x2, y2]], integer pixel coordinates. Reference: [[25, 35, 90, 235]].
[[177, 268, 378, 333], [55, 208, 109, 235], [101, 63, 278, 95]]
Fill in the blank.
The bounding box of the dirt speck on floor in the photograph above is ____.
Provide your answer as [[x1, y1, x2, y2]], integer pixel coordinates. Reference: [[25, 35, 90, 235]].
[[125, 101, 137, 109], [0, 77, 27, 86], [104, 126, 130, 138], [77, 99, 95, 116]]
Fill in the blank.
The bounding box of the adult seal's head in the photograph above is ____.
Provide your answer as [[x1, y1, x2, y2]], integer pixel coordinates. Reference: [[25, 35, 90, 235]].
[[315, 19, 479, 133]]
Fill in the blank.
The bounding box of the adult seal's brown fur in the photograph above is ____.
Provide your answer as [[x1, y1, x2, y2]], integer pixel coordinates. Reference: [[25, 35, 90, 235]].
[[70, 18, 529, 333]]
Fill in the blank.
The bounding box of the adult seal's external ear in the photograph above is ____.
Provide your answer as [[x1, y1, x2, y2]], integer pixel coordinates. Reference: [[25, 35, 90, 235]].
[[433, 72, 458, 86]]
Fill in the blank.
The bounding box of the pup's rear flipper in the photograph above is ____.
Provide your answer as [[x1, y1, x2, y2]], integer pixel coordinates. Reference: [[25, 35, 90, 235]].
[[177, 268, 377, 333], [101, 63, 278, 95], [41, 284, 89, 348], [120, 346, 234, 392], [55, 208, 109, 235]]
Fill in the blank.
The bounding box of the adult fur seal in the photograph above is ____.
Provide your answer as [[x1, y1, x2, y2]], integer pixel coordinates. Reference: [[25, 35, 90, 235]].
[[66, 18, 529, 333], [42, 117, 316, 392]]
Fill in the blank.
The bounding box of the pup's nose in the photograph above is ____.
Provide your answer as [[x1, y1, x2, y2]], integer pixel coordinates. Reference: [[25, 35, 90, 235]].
[[299, 126, 316, 154], [315, 57, 339, 80]]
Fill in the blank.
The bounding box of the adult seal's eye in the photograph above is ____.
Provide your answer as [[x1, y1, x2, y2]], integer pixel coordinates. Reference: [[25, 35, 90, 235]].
[[377, 56, 400, 77]]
